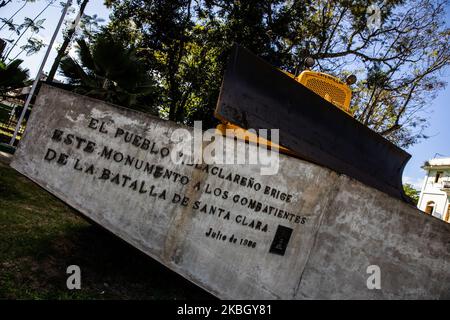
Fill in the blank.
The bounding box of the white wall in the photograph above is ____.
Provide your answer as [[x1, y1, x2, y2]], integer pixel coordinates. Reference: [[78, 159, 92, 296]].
[[418, 168, 450, 220]]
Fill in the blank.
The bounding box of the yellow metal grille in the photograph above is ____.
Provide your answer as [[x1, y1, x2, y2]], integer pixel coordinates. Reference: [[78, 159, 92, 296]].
[[296, 71, 352, 115]]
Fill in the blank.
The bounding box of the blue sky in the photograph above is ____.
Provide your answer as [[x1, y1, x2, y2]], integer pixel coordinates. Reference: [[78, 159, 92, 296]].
[[1, 0, 449, 190]]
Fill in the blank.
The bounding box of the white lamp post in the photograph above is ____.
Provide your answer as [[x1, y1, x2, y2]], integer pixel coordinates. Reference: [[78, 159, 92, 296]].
[[9, 0, 72, 146]]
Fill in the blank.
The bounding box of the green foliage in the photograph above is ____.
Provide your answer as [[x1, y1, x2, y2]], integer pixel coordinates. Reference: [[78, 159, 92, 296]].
[[79, 14, 104, 40], [9, 36, 46, 61], [403, 183, 420, 205], [0, 0, 12, 9], [59, 31, 159, 113], [0, 59, 29, 96], [19, 17, 45, 34], [2, 0, 52, 61]]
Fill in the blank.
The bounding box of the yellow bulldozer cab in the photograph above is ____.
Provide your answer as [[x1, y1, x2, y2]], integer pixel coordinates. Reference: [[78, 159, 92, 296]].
[[216, 68, 354, 152]]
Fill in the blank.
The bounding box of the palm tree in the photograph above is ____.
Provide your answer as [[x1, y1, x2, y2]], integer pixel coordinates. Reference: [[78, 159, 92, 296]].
[[0, 0, 13, 9], [0, 59, 29, 98], [59, 33, 158, 113]]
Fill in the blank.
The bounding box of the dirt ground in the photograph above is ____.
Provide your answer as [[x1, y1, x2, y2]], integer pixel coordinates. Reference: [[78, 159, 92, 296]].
[[0, 159, 213, 300]]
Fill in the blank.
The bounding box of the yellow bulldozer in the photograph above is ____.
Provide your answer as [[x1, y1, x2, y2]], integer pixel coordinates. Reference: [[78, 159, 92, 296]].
[[216, 53, 357, 155], [214, 44, 411, 201]]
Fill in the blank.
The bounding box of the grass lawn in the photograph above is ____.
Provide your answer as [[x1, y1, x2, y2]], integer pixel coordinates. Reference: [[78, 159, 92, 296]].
[[0, 160, 213, 300]]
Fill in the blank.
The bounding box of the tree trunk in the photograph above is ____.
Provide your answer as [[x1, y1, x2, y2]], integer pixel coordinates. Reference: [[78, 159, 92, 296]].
[[46, 0, 89, 83]]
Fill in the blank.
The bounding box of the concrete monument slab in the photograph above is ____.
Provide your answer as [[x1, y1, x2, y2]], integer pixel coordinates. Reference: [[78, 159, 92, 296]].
[[10, 85, 450, 299]]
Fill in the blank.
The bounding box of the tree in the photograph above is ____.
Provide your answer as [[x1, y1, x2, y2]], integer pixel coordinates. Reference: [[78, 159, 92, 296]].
[[106, 0, 196, 122], [106, 0, 449, 147], [403, 183, 420, 205], [78, 13, 104, 41], [58, 31, 158, 113], [0, 59, 29, 98], [0, 0, 33, 32], [302, 0, 449, 148], [2, 0, 53, 61], [10, 36, 45, 60], [0, 0, 13, 9]]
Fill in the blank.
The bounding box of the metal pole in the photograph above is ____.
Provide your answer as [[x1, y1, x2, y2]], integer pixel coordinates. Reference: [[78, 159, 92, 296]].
[[9, 0, 72, 146]]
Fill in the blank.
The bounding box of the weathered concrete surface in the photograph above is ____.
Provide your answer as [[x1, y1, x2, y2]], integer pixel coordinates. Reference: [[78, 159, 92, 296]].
[[10, 85, 450, 299]]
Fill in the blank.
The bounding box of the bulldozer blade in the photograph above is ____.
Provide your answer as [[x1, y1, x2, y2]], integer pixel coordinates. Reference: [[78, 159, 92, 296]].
[[215, 44, 411, 202]]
